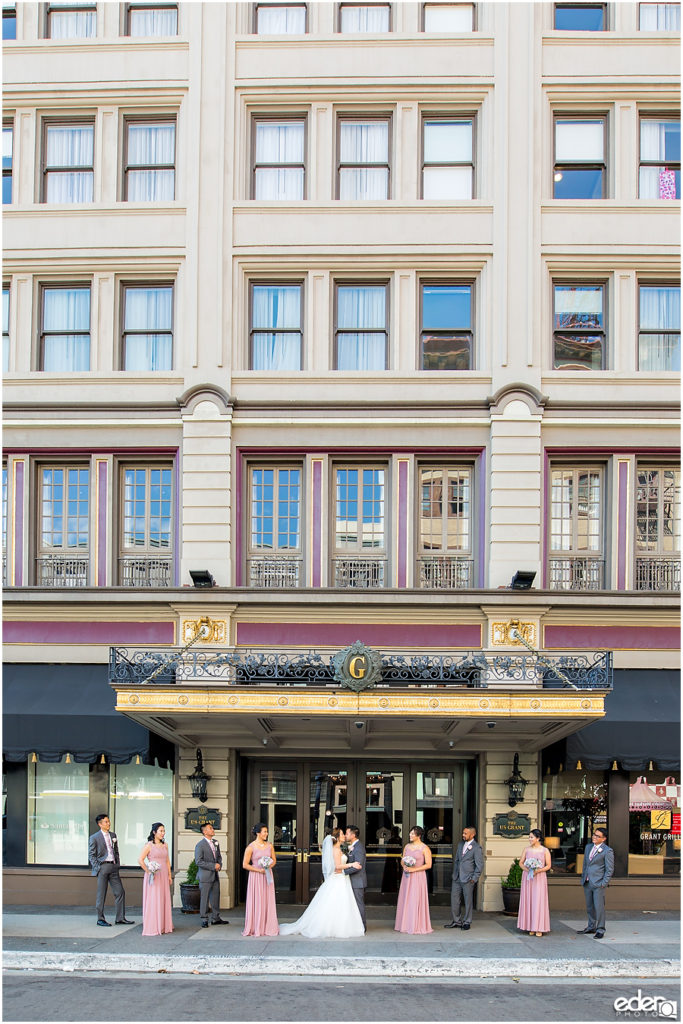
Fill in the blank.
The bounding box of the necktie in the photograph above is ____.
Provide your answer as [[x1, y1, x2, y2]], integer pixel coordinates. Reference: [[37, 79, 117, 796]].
[[104, 833, 113, 861], [589, 845, 599, 861]]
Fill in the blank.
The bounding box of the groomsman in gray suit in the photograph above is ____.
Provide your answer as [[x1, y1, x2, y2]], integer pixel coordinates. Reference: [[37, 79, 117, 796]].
[[87, 814, 134, 926], [445, 825, 484, 931], [341, 825, 367, 932], [578, 826, 614, 939]]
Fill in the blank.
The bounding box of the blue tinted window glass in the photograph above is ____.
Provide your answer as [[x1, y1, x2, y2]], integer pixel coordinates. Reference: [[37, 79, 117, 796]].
[[664, 122, 681, 161], [423, 286, 471, 329], [2, 176, 11, 204], [554, 5, 605, 30], [2, 12, 16, 40], [554, 168, 603, 199]]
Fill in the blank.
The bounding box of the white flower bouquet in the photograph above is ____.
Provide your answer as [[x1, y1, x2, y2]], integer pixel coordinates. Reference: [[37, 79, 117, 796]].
[[259, 855, 274, 885], [524, 856, 543, 880], [147, 860, 160, 886], [402, 855, 416, 874]]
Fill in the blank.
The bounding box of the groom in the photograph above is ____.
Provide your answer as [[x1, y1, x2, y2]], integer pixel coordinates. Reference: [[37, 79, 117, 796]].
[[339, 825, 367, 932]]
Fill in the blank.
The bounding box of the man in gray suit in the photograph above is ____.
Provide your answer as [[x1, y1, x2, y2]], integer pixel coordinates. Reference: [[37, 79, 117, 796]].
[[87, 813, 134, 926], [578, 826, 614, 939], [194, 822, 229, 928], [445, 825, 484, 931], [341, 825, 367, 932]]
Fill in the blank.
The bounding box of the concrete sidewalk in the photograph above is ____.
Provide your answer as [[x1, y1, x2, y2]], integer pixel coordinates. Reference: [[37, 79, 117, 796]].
[[3, 906, 679, 979]]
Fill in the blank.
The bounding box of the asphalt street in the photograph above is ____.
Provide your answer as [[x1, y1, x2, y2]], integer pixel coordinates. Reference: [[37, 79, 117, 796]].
[[3, 972, 681, 1023]]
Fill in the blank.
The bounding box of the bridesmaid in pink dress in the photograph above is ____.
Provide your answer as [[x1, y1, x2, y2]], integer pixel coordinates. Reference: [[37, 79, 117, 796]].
[[517, 829, 551, 936], [242, 822, 279, 937], [394, 826, 433, 934], [138, 822, 174, 936]]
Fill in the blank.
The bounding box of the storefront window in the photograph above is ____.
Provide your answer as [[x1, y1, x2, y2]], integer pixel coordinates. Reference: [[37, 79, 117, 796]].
[[629, 773, 680, 876], [27, 759, 89, 864], [542, 770, 607, 875], [110, 763, 173, 866]]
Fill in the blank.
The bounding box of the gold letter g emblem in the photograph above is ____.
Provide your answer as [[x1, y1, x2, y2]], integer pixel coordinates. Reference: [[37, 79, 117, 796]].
[[348, 655, 367, 679]]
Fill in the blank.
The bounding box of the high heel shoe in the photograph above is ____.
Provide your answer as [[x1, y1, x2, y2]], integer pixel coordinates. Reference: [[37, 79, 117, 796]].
[[535, 932, 543, 937], [529, 931, 535, 935]]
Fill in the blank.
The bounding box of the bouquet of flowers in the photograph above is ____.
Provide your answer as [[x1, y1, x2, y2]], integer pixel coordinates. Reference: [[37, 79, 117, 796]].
[[524, 856, 543, 880], [259, 855, 274, 885], [402, 855, 416, 875], [147, 860, 160, 887]]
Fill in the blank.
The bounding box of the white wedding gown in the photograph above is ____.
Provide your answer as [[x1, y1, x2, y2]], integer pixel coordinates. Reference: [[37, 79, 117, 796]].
[[279, 838, 364, 938]]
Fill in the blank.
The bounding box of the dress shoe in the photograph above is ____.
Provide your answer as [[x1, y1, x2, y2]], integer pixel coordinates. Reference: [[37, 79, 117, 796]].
[[577, 927, 595, 934], [211, 918, 229, 925], [201, 921, 209, 928], [461, 923, 471, 931], [444, 921, 461, 929], [116, 919, 135, 925], [96, 919, 111, 927], [594, 931, 605, 939]]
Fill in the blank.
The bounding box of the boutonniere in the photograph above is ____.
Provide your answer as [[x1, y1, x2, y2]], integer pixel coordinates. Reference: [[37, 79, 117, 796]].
[[111, 836, 118, 844]]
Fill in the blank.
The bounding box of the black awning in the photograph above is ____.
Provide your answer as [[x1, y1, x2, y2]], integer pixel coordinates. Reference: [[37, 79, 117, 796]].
[[2, 664, 174, 765], [566, 669, 680, 772]]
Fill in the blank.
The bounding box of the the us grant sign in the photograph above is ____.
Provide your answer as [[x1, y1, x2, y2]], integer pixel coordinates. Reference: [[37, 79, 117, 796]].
[[185, 807, 221, 833], [492, 811, 532, 838]]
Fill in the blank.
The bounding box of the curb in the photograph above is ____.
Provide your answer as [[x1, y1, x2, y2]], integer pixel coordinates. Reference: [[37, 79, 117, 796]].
[[3, 952, 680, 979]]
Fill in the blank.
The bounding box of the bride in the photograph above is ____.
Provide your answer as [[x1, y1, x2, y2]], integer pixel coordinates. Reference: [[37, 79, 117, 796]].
[[279, 828, 365, 938]]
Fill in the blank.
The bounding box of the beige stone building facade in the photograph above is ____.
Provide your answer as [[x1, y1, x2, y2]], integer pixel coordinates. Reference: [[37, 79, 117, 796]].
[[3, 1, 680, 914]]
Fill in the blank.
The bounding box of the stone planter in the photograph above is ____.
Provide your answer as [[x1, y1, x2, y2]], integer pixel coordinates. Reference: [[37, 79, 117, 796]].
[[501, 886, 521, 916], [179, 883, 201, 914]]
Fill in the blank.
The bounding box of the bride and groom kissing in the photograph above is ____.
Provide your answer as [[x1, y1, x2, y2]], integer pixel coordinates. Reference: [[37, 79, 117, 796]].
[[279, 826, 367, 938]]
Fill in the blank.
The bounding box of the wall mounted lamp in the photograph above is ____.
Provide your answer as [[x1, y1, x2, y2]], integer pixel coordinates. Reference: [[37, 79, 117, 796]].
[[504, 752, 529, 807]]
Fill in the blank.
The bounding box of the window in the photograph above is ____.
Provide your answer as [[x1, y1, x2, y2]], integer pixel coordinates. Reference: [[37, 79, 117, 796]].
[[554, 3, 606, 29], [628, 773, 680, 875], [338, 117, 390, 200], [255, 3, 306, 33], [549, 467, 604, 589], [553, 283, 605, 370], [2, 3, 16, 40], [121, 284, 173, 370], [334, 465, 386, 587], [420, 283, 473, 369], [43, 121, 94, 204], [37, 465, 90, 587], [422, 117, 473, 199], [126, 3, 178, 36], [124, 119, 176, 201], [542, 770, 607, 875], [110, 763, 174, 865], [418, 466, 473, 588], [554, 116, 606, 199], [635, 467, 681, 590], [638, 284, 680, 371], [423, 3, 474, 30], [639, 3, 681, 29], [252, 118, 305, 200], [339, 3, 390, 32], [250, 283, 303, 370], [3, 285, 9, 373], [46, 1, 96, 38], [639, 117, 680, 200], [119, 465, 173, 586], [248, 465, 302, 587], [335, 283, 388, 370], [2, 463, 8, 583], [3, 122, 12, 204], [40, 286, 90, 371]]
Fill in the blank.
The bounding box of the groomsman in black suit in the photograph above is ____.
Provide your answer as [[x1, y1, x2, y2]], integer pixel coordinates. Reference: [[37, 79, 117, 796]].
[[87, 814, 134, 926]]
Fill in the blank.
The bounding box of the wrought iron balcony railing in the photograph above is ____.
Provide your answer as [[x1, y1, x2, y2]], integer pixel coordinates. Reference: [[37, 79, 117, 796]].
[[36, 555, 89, 588], [248, 556, 302, 589], [333, 557, 386, 589], [109, 645, 612, 691], [548, 557, 604, 591], [635, 557, 680, 592], [119, 556, 172, 587], [418, 556, 473, 589]]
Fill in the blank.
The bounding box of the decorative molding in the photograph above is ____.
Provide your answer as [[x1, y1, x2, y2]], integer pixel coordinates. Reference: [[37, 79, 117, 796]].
[[491, 621, 537, 647], [176, 384, 234, 416], [181, 618, 227, 645]]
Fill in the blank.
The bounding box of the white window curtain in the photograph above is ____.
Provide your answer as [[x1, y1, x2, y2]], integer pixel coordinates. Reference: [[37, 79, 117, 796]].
[[639, 286, 681, 371], [340, 4, 390, 32], [423, 121, 473, 199], [337, 286, 386, 370], [43, 287, 90, 371], [424, 4, 473, 31], [639, 3, 681, 29], [555, 121, 604, 162], [127, 123, 175, 201], [49, 5, 96, 39], [2, 287, 9, 374], [252, 285, 301, 370], [129, 6, 178, 36], [124, 287, 173, 371], [257, 4, 306, 33], [45, 124, 93, 203], [339, 121, 388, 199], [640, 120, 679, 199], [254, 121, 304, 200]]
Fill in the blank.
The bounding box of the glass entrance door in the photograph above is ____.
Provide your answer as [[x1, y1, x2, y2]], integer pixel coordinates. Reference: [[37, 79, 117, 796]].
[[306, 767, 349, 896], [363, 768, 405, 898]]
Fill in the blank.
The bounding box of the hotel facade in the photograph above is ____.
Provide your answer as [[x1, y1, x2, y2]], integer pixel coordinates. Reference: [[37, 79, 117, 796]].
[[2, 0, 680, 914]]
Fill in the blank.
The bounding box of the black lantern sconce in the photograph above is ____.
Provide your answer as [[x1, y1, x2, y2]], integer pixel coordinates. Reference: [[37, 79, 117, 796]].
[[187, 748, 211, 804], [504, 752, 529, 807]]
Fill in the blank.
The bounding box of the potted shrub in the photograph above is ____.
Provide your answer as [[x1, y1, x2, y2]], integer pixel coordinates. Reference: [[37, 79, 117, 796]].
[[501, 857, 523, 916], [179, 859, 201, 914]]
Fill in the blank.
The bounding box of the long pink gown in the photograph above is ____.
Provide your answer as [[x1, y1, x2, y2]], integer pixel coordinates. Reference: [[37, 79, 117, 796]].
[[394, 844, 433, 934], [242, 842, 279, 937], [142, 842, 173, 936], [517, 846, 551, 934]]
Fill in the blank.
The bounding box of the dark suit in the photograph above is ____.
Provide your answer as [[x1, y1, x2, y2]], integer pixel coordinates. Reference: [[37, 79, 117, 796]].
[[343, 839, 367, 931], [581, 841, 614, 931], [194, 836, 222, 923], [450, 839, 484, 926], [88, 829, 126, 922]]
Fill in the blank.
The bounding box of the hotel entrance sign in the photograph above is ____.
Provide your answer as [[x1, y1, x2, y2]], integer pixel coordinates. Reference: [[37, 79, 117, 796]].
[[332, 641, 383, 692], [185, 807, 221, 833], [492, 811, 532, 838]]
